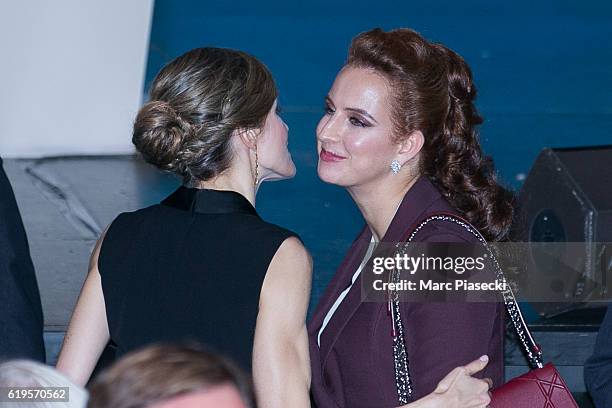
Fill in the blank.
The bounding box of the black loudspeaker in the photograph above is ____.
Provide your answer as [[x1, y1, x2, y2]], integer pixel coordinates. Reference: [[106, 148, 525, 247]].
[[512, 145, 612, 317]]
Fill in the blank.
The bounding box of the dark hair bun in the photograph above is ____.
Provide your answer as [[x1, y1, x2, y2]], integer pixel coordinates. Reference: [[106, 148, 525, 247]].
[[132, 100, 193, 172], [131, 47, 277, 184]]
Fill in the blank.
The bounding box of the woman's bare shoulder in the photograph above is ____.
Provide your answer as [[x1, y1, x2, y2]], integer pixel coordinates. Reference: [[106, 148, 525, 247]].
[[272, 236, 312, 270]]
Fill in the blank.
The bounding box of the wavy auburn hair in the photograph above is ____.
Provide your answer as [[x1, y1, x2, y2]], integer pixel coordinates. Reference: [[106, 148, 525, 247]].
[[347, 28, 515, 241]]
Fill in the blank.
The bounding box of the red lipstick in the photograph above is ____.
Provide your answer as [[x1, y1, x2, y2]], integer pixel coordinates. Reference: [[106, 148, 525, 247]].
[[320, 148, 347, 162]]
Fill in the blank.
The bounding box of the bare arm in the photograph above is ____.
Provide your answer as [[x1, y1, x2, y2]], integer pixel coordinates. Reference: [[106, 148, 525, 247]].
[[252, 236, 312, 408], [55, 230, 110, 386]]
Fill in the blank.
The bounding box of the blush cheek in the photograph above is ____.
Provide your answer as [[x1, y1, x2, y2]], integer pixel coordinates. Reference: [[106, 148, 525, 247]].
[[344, 131, 392, 175], [343, 131, 371, 159]]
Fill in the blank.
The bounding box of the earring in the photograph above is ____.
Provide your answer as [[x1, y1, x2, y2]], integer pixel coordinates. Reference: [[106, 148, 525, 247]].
[[390, 160, 402, 174], [254, 145, 259, 186]]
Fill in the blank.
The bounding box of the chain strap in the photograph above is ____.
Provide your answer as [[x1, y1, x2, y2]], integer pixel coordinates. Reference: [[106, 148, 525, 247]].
[[389, 213, 543, 403], [390, 266, 413, 403]]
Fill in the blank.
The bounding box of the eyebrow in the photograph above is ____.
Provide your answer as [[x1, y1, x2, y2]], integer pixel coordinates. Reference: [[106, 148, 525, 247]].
[[325, 95, 378, 125]]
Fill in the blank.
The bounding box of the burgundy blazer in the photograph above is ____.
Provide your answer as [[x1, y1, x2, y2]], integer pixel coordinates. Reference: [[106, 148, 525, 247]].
[[308, 175, 504, 408]]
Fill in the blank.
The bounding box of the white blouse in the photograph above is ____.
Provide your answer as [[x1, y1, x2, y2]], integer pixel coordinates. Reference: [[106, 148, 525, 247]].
[[317, 235, 378, 347]]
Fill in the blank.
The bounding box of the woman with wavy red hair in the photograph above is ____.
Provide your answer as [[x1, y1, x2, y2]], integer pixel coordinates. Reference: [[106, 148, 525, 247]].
[[309, 27, 513, 407]]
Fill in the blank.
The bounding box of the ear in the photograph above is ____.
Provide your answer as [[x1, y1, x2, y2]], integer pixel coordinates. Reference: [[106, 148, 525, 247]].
[[396, 130, 424, 165], [237, 128, 259, 151]]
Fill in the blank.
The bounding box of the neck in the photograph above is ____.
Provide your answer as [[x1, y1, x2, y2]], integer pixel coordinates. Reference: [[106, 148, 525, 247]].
[[194, 167, 258, 207], [347, 174, 420, 241]]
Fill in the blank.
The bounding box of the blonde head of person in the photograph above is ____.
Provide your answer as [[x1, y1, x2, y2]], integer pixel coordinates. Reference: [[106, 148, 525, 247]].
[[0, 359, 88, 408], [87, 343, 252, 408]]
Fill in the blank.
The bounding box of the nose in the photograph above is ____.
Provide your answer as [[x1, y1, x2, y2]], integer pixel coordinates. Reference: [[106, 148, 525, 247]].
[[317, 114, 340, 143]]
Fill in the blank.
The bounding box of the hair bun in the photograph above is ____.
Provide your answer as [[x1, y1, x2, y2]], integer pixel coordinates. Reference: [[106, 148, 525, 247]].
[[133, 47, 277, 183], [132, 100, 193, 171]]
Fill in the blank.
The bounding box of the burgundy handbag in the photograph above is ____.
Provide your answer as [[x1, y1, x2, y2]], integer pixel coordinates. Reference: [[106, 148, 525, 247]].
[[388, 213, 579, 407]]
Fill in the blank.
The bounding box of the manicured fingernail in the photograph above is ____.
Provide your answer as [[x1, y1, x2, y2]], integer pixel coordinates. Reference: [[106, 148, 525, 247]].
[[480, 355, 489, 362]]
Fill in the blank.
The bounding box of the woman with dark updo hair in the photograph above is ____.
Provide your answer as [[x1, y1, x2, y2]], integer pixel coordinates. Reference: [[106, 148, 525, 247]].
[[309, 28, 512, 407], [55, 47, 311, 407]]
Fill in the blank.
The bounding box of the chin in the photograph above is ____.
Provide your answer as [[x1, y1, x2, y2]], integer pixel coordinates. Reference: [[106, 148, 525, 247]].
[[285, 159, 297, 177], [317, 163, 345, 186], [274, 162, 297, 180], [286, 164, 297, 178]]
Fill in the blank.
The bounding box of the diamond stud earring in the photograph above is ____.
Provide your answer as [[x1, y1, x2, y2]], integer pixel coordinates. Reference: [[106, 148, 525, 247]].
[[390, 160, 402, 174]]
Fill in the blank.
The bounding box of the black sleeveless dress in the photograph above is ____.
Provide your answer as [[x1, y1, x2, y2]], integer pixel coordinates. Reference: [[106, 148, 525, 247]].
[[98, 186, 298, 370]]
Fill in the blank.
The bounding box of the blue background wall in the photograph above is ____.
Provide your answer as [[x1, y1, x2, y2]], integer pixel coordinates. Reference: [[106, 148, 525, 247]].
[[144, 0, 612, 310]]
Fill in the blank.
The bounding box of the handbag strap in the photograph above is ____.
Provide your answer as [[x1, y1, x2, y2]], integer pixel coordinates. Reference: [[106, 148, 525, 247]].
[[389, 212, 543, 402]]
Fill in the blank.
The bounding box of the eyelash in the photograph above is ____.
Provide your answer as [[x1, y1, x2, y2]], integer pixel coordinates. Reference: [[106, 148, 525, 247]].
[[324, 104, 370, 128], [349, 117, 367, 127]]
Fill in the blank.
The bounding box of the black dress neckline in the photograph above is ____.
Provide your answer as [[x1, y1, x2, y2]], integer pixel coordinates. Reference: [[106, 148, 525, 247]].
[[161, 186, 258, 216], [100, 184, 297, 369]]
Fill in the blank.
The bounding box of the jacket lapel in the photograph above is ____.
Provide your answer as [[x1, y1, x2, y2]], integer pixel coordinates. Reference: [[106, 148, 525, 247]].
[[308, 225, 371, 407], [312, 227, 372, 363], [308, 224, 372, 346], [311, 175, 446, 375]]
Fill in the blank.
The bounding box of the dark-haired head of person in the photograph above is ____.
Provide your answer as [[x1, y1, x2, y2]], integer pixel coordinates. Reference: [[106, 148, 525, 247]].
[[133, 47, 294, 196], [87, 343, 253, 408], [317, 28, 514, 241]]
